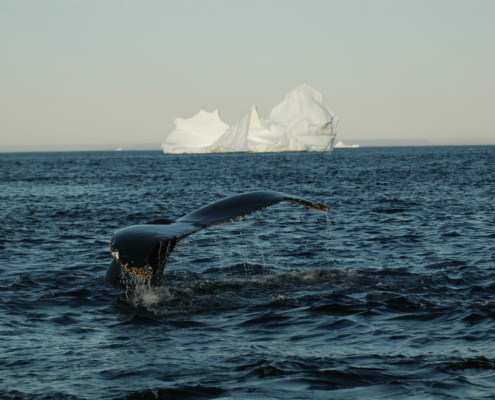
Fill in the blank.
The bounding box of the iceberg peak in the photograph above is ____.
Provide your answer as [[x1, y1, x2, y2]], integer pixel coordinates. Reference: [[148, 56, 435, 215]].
[[284, 83, 324, 103], [248, 105, 264, 131], [264, 84, 336, 139]]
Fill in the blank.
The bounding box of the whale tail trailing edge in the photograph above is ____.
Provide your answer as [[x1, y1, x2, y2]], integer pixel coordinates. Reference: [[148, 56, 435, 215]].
[[106, 191, 328, 285]]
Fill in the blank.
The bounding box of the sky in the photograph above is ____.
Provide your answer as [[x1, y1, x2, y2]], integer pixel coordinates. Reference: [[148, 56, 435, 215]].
[[1, 0, 494, 150]]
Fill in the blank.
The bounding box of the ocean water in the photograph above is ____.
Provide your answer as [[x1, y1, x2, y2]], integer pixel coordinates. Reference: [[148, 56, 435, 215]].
[[1, 146, 494, 399]]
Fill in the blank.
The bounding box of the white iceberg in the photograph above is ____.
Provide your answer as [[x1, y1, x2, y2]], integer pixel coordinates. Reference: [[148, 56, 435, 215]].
[[334, 141, 359, 148], [261, 84, 339, 151], [162, 109, 229, 154], [162, 84, 338, 154], [211, 105, 306, 153]]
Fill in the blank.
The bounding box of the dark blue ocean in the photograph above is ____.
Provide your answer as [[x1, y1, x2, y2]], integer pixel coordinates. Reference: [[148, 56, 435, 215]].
[[1, 146, 495, 399]]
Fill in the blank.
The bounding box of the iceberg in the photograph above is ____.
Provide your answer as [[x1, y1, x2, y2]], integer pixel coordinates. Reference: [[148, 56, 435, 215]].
[[211, 105, 306, 153], [162, 84, 338, 154], [162, 110, 229, 154], [334, 141, 359, 148], [261, 84, 339, 151]]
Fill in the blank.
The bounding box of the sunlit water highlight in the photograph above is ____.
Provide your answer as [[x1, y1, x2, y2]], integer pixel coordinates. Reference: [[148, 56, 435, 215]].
[[1, 147, 494, 399]]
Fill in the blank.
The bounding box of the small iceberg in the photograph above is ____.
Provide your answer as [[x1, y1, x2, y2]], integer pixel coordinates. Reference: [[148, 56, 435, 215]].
[[334, 141, 359, 148]]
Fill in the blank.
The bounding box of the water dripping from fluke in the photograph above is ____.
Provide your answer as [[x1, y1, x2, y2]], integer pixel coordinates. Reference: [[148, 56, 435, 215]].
[[105, 191, 329, 287]]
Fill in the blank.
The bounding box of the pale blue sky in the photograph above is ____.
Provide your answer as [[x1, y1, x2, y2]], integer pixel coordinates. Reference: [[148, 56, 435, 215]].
[[1, 0, 494, 148]]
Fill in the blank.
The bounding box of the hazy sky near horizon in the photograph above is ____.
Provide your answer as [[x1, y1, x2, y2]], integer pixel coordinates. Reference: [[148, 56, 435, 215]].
[[1, 0, 494, 147]]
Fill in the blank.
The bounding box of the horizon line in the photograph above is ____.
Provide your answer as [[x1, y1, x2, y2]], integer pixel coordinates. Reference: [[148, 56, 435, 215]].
[[1, 140, 495, 154]]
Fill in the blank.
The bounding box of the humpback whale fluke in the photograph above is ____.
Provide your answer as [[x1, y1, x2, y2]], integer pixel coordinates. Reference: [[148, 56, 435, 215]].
[[106, 191, 328, 285]]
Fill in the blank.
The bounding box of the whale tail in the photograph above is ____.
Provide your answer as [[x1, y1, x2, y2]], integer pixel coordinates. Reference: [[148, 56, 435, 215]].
[[106, 191, 328, 285]]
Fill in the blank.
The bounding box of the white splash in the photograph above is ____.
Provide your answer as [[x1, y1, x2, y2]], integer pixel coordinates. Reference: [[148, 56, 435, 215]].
[[133, 285, 174, 306]]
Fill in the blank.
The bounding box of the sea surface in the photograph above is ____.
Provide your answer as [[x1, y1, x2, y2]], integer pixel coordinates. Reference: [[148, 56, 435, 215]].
[[1, 146, 494, 399]]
